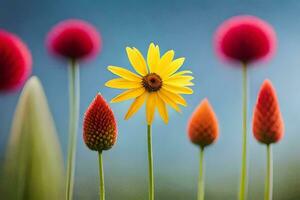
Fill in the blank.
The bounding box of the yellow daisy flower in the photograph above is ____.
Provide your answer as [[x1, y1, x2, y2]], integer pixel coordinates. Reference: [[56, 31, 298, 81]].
[[105, 43, 194, 125]]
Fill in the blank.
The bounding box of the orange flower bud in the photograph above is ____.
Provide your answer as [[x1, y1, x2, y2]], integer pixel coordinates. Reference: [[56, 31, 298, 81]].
[[187, 99, 219, 148], [252, 80, 284, 144], [83, 94, 117, 151]]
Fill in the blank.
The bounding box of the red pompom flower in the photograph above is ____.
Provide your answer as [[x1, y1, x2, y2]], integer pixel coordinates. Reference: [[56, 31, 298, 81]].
[[83, 94, 117, 151], [47, 19, 101, 61], [187, 99, 219, 148], [252, 80, 284, 144], [214, 15, 276, 64], [0, 30, 32, 92]]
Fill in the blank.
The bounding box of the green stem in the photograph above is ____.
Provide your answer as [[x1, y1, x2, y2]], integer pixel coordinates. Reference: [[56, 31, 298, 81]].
[[66, 60, 80, 200], [239, 63, 248, 200], [198, 147, 205, 200], [147, 125, 154, 200], [98, 151, 105, 200], [264, 145, 273, 200]]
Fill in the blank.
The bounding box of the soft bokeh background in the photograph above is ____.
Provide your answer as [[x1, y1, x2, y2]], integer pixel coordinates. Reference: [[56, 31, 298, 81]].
[[1, 0, 300, 199]]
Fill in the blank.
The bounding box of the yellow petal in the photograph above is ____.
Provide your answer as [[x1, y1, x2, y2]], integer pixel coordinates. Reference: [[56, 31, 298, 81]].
[[147, 43, 160, 73], [167, 81, 193, 86], [161, 57, 185, 79], [156, 94, 168, 123], [105, 78, 142, 89], [164, 75, 194, 86], [157, 90, 181, 113], [146, 93, 156, 125], [126, 47, 148, 76], [156, 50, 174, 75], [166, 75, 194, 82], [181, 82, 194, 86], [171, 70, 193, 77], [107, 66, 141, 81], [125, 92, 148, 120], [160, 88, 187, 106], [111, 88, 145, 103], [133, 48, 148, 73], [163, 84, 193, 94]]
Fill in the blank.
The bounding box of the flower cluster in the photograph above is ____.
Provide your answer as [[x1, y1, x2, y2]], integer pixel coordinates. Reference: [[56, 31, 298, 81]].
[[83, 94, 117, 151], [47, 19, 101, 61], [252, 80, 284, 144], [187, 99, 219, 148], [0, 30, 32, 92], [215, 15, 276, 65]]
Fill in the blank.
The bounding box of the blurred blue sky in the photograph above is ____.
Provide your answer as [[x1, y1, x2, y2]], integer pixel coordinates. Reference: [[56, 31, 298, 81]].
[[1, 0, 300, 199]]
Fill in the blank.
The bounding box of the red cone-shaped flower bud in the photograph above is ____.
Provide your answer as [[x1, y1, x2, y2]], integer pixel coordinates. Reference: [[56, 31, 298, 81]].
[[83, 94, 117, 151], [187, 99, 219, 148], [0, 30, 32, 92], [214, 15, 276, 64], [253, 80, 284, 144], [47, 19, 101, 60]]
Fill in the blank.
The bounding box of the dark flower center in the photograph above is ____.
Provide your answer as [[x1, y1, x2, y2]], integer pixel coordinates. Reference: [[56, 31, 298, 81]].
[[142, 73, 162, 92]]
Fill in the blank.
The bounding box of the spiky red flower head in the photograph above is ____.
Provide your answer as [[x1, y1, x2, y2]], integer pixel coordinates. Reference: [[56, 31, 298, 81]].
[[83, 94, 117, 151], [187, 99, 219, 148], [0, 30, 32, 92], [214, 15, 276, 65], [47, 19, 101, 61], [253, 80, 284, 144]]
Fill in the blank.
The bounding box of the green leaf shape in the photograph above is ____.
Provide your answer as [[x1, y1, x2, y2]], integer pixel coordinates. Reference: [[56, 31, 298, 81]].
[[1, 76, 64, 200]]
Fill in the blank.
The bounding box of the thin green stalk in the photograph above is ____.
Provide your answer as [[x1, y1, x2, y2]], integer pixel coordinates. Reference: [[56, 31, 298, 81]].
[[66, 60, 80, 200], [239, 63, 248, 200], [147, 125, 154, 200], [264, 145, 273, 200], [98, 151, 105, 200], [198, 147, 205, 200]]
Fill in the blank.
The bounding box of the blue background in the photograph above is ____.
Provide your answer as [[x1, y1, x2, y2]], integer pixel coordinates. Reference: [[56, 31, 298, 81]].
[[1, 0, 300, 199]]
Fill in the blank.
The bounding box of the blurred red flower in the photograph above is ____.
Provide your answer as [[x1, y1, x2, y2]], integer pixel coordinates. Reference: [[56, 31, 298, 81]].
[[83, 94, 117, 151], [0, 30, 32, 92], [187, 99, 219, 148], [47, 19, 101, 60], [253, 80, 284, 144], [214, 15, 276, 64]]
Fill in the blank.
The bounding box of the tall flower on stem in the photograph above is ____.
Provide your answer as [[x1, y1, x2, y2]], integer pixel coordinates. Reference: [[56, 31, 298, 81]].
[[46, 19, 101, 200], [0, 30, 32, 92], [252, 80, 284, 200], [105, 43, 194, 200], [187, 99, 219, 200], [83, 94, 117, 200], [214, 15, 276, 200]]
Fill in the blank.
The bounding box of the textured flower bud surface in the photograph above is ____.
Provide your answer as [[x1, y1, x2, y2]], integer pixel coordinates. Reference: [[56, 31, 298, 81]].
[[187, 99, 219, 148], [47, 19, 101, 60], [253, 80, 284, 144], [214, 15, 276, 64], [83, 94, 117, 151], [0, 30, 32, 92]]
